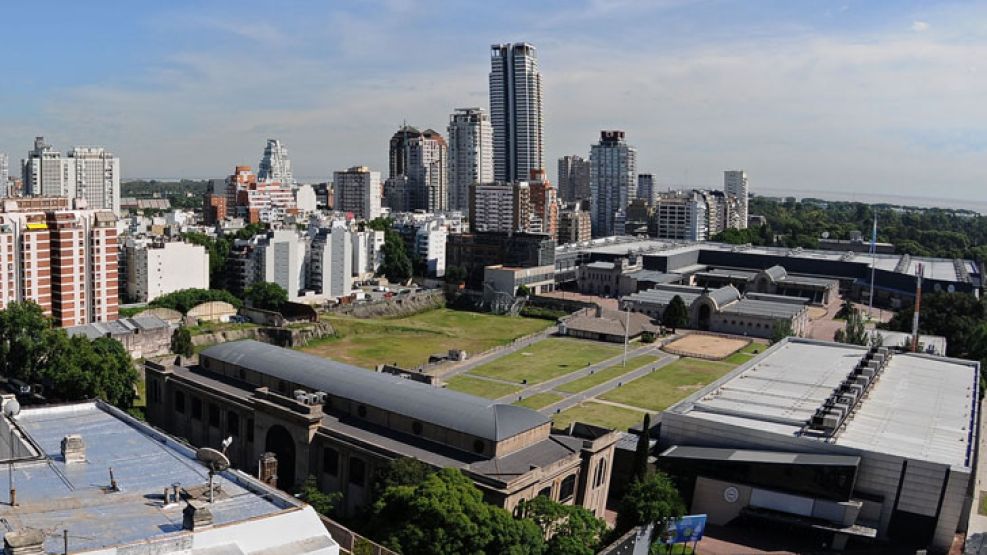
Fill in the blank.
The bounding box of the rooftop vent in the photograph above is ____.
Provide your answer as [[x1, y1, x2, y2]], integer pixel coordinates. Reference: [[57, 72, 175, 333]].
[[3, 528, 44, 555], [183, 500, 214, 531], [61, 434, 85, 464]]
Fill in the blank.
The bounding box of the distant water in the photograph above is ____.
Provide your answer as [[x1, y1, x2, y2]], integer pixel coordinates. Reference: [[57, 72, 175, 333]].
[[756, 187, 987, 215]]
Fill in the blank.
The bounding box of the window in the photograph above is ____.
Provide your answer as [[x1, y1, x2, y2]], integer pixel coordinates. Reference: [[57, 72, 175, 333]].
[[246, 419, 254, 443], [593, 459, 607, 488], [559, 474, 576, 502], [473, 439, 485, 454], [174, 391, 185, 414], [323, 447, 339, 476], [208, 404, 220, 428], [191, 397, 202, 420], [227, 411, 239, 437], [349, 457, 366, 486], [538, 486, 552, 498]]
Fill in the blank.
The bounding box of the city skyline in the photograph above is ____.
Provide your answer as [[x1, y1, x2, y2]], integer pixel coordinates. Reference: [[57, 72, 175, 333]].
[[1, 1, 985, 200]]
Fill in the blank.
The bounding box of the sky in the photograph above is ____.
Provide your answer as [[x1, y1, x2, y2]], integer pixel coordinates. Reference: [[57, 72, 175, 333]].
[[1, 0, 985, 201]]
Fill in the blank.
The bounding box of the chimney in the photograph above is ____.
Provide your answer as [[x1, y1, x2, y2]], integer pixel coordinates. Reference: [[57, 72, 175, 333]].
[[60, 435, 85, 464], [3, 529, 45, 555], [258, 452, 278, 488], [182, 501, 214, 531]]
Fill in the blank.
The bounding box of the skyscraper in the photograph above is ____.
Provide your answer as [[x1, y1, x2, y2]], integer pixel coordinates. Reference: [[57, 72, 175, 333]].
[[0, 153, 8, 197], [490, 43, 544, 182], [23, 137, 71, 198], [447, 108, 493, 211], [388, 126, 447, 212], [589, 131, 637, 237], [558, 155, 590, 202], [257, 139, 294, 186], [333, 166, 382, 221], [724, 170, 749, 229], [636, 173, 656, 204]]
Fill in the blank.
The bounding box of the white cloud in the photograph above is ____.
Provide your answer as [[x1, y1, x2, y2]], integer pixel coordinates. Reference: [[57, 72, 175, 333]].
[[912, 20, 929, 32]]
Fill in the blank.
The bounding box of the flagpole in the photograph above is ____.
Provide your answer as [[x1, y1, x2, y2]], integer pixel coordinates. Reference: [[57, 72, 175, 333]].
[[867, 210, 877, 319]]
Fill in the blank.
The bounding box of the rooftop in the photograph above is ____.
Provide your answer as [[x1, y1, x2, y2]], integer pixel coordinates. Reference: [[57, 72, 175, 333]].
[[200, 341, 549, 442], [0, 401, 337, 554], [669, 338, 979, 469]]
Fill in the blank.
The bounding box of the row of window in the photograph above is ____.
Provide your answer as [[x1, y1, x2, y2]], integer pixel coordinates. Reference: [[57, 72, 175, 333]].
[[174, 390, 254, 443], [322, 446, 366, 487]]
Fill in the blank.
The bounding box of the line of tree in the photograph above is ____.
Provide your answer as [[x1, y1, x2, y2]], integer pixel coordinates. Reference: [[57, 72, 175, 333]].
[[183, 223, 267, 291], [368, 217, 413, 284], [149, 288, 243, 314], [713, 197, 987, 262], [244, 282, 288, 310], [0, 302, 139, 409], [121, 179, 211, 211]]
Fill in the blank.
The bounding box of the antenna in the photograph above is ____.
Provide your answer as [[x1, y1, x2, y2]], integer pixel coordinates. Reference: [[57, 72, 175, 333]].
[[195, 447, 231, 504]]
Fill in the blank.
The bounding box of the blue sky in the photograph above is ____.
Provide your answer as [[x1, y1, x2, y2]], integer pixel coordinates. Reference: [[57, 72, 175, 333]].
[[1, 0, 985, 199]]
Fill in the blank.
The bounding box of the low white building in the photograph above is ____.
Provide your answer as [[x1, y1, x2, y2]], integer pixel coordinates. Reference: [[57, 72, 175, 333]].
[[416, 225, 447, 278], [248, 230, 307, 300], [309, 224, 352, 299], [352, 229, 384, 281], [125, 240, 209, 302]]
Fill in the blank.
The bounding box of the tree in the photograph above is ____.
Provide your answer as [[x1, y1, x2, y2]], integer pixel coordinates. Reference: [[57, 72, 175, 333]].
[[371, 457, 434, 499], [44, 334, 140, 409], [381, 234, 413, 283], [662, 295, 688, 332], [633, 414, 652, 482], [516, 284, 531, 297], [368, 468, 545, 555], [150, 288, 243, 313], [444, 265, 467, 286], [834, 306, 868, 346], [521, 495, 607, 555], [770, 320, 794, 344], [0, 301, 56, 381], [298, 475, 342, 516], [615, 471, 686, 537], [171, 326, 194, 357], [884, 292, 985, 359], [245, 281, 289, 310]]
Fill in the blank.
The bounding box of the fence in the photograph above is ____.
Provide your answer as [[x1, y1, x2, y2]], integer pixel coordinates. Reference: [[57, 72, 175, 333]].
[[660, 330, 753, 361], [320, 516, 397, 555]]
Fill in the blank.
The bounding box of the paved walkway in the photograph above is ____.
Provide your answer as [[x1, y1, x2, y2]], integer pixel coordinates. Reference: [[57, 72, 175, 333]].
[[430, 326, 557, 379], [537, 355, 678, 415]]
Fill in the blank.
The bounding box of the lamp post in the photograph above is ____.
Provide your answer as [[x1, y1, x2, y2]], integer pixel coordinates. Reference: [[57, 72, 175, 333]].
[[5, 399, 21, 506]]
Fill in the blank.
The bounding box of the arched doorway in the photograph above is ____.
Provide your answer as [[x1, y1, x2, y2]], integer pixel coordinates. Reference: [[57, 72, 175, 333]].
[[698, 304, 712, 331], [265, 425, 296, 491]]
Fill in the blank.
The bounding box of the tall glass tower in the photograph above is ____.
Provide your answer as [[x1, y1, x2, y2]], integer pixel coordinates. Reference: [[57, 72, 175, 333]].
[[489, 43, 544, 183]]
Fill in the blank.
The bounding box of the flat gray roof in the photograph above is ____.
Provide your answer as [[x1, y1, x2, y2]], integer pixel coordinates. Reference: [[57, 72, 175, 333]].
[[661, 445, 861, 467], [1, 402, 329, 553], [200, 340, 549, 442], [721, 298, 805, 318], [672, 338, 979, 469]]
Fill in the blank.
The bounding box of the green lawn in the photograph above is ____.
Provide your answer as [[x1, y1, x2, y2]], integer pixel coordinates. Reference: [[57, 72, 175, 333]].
[[556, 355, 659, 394], [551, 401, 648, 431], [979, 492, 987, 516], [599, 358, 735, 412], [302, 309, 552, 369], [514, 392, 565, 410], [739, 342, 767, 355], [468, 338, 622, 385], [722, 351, 755, 365], [444, 375, 522, 399]]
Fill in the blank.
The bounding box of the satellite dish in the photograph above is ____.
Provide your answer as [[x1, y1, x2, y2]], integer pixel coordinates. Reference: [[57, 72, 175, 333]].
[[3, 399, 20, 418], [196, 447, 230, 472]]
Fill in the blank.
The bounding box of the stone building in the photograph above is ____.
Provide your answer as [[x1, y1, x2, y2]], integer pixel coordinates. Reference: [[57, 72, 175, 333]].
[[145, 340, 617, 518]]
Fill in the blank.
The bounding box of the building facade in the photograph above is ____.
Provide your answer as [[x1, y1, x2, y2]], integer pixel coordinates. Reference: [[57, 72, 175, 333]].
[[257, 138, 294, 186], [650, 190, 709, 241], [558, 155, 591, 203], [724, 170, 749, 229], [0, 153, 8, 197], [557, 208, 592, 245], [490, 43, 544, 182], [590, 131, 637, 237], [407, 132, 448, 212], [446, 232, 556, 289], [145, 341, 617, 520], [22, 138, 121, 214], [125, 240, 210, 303], [636, 173, 655, 204], [333, 166, 382, 221], [529, 169, 559, 239], [448, 108, 494, 212], [469, 181, 533, 234]]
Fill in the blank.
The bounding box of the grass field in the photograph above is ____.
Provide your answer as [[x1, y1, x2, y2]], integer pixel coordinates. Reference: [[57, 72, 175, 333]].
[[302, 309, 552, 368], [552, 401, 647, 431], [514, 392, 564, 410], [556, 355, 659, 394], [444, 375, 522, 399], [599, 358, 735, 412], [468, 338, 622, 385], [980, 492, 987, 516], [722, 342, 768, 365]]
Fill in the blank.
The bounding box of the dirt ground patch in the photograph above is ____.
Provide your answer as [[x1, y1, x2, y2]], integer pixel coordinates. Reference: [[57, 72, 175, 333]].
[[663, 334, 750, 359], [807, 306, 829, 320]]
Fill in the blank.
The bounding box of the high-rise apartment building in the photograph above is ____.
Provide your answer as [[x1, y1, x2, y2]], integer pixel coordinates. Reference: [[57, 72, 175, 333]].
[[469, 182, 533, 234], [0, 201, 117, 326], [257, 139, 294, 186], [388, 126, 447, 211], [490, 43, 544, 182], [21, 138, 120, 214], [0, 153, 8, 197], [724, 170, 749, 229], [557, 155, 591, 203], [125, 240, 210, 303], [589, 131, 637, 237], [247, 230, 307, 300], [650, 190, 709, 241], [309, 225, 353, 299], [637, 173, 656, 205], [333, 166, 381, 221], [447, 108, 494, 211], [225, 165, 297, 223], [558, 208, 592, 245], [529, 169, 558, 238]]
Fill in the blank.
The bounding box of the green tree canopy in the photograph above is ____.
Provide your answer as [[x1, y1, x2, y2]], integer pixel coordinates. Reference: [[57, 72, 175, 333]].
[[770, 320, 794, 344], [662, 295, 689, 332], [368, 468, 545, 555], [298, 475, 342, 517], [150, 288, 243, 313], [245, 281, 289, 310], [834, 306, 868, 346], [0, 301, 55, 381], [371, 457, 434, 499], [444, 265, 467, 285], [171, 326, 193, 357], [521, 495, 607, 555], [633, 414, 652, 482], [614, 471, 686, 537]]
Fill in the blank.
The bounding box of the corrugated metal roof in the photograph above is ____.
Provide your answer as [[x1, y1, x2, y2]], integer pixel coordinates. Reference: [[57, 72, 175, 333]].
[[661, 445, 860, 467], [200, 341, 548, 442]]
